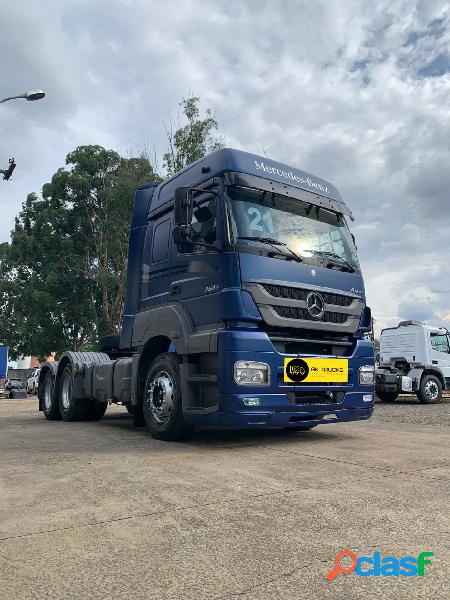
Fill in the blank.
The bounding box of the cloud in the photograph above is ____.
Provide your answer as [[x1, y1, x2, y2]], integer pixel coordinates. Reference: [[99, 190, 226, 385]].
[[0, 0, 449, 335]]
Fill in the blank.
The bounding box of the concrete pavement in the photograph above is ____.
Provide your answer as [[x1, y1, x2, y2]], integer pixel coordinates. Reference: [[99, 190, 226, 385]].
[[0, 397, 448, 599]]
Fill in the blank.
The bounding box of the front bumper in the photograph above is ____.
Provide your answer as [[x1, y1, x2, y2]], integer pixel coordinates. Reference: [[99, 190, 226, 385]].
[[183, 329, 375, 428]]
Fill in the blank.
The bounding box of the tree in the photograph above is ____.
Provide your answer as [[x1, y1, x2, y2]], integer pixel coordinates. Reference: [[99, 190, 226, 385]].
[[0, 147, 160, 359], [0, 96, 224, 360], [163, 97, 224, 176]]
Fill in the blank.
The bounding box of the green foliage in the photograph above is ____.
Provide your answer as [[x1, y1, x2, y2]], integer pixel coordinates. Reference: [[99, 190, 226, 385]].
[[163, 97, 224, 176], [0, 96, 223, 360], [0, 147, 160, 359]]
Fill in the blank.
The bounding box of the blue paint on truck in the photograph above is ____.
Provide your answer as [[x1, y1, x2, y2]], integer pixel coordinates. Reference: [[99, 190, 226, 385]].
[[38, 148, 375, 440]]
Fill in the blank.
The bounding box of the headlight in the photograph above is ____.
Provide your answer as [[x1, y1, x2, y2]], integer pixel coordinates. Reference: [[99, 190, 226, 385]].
[[359, 365, 375, 385], [234, 361, 270, 386]]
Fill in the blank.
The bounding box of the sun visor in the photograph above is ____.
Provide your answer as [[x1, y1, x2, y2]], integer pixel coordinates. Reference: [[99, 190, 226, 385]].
[[225, 172, 354, 220]]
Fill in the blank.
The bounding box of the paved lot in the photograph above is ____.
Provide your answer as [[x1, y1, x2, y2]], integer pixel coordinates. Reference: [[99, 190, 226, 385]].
[[0, 396, 448, 600]]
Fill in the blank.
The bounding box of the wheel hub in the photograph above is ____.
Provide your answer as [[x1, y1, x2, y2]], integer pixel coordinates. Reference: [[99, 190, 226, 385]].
[[146, 371, 174, 423], [44, 379, 53, 410], [424, 380, 438, 400], [61, 375, 72, 409]]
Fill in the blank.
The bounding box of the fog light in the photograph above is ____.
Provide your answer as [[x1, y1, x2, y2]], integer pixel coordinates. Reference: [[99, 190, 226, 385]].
[[363, 394, 373, 403], [234, 361, 270, 386], [243, 397, 261, 406], [359, 365, 375, 385]]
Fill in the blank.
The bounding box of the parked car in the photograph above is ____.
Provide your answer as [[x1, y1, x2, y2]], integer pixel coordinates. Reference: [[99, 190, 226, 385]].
[[26, 368, 41, 394], [5, 378, 24, 391]]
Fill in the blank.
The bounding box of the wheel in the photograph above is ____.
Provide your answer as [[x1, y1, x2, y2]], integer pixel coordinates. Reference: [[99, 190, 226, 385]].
[[142, 353, 189, 441], [41, 372, 61, 420], [87, 400, 108, 421], [417, 374, 442, 404], [377, 392, 398, 402], [58, 366, 89, 421]]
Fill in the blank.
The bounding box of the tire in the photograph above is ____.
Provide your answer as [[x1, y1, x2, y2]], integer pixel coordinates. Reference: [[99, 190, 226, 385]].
[[377, 392, 398, 402], [41, 372, 61, 420], [125, 405, 135, 415], [87, 400, 108, 421], [142, 353, 189, 441], [417, 374, 442, 404], [58, 366, 89, 421]]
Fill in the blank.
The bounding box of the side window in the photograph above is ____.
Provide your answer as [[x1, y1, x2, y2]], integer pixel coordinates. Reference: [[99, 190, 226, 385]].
[[430, 333, 450, 353], [180, 192, 217, 254], [151, 219, 171, 263]]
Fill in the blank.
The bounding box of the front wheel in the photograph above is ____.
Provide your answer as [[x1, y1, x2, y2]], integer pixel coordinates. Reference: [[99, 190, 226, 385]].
[[143, 353, 190, 441], [417, 375, 442, 404]]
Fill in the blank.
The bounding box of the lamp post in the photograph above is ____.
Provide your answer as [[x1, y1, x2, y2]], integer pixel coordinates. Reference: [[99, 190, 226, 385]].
[[0, 89, 46, 104], [1, 89, 45, 180]]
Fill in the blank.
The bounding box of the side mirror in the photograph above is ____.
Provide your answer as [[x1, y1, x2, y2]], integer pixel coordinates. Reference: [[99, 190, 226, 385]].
[[174, 187, 193, 225]]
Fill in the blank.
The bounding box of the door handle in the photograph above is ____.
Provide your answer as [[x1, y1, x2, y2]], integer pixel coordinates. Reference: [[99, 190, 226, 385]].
[[432, 360, 438, 364], [171, 285, 182, 296]]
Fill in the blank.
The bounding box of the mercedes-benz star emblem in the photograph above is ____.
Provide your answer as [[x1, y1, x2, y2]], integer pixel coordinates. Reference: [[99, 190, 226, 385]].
[[306, 291, 325, 319]]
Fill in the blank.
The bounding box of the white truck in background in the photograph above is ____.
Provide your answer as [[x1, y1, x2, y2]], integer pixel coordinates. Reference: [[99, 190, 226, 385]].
[[376, 321, 450, 403]]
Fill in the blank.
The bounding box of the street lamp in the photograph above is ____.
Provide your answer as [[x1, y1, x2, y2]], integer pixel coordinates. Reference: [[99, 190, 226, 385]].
[[0, 89, 46, 104], [1, 88, 45, 181]]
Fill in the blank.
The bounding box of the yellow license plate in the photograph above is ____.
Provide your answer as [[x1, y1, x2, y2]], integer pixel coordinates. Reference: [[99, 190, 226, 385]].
[[284, 357, 348, 383]]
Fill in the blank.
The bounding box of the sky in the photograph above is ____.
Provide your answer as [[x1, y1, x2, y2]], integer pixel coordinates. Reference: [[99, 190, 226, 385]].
[[0, 0, 449, 336]]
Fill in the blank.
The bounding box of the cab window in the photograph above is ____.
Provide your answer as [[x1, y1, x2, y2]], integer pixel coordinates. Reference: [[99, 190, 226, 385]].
[[430, 333, 450, 353], [179, 192, 217, 254]]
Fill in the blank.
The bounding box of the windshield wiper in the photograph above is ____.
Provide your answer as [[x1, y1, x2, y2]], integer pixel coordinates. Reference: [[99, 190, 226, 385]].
[[237, 236, 303, 262], [306, 250, 356, 272]]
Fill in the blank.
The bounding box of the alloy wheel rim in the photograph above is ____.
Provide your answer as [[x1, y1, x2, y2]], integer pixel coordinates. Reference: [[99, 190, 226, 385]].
[[44, 379, 53, 410], [146, 370, 174, 423], [424, 380, 438, 400], [61, 375, 72, 409]]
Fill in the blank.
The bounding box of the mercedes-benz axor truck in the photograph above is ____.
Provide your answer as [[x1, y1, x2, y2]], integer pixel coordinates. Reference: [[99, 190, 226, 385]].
[[38, 149, 375, 440]]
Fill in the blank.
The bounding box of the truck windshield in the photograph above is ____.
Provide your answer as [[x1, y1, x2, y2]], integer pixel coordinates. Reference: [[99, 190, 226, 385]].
[[226, 186, 359, 269]]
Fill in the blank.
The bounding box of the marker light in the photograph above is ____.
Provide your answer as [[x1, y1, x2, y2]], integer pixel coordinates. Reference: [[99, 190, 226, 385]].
[[359, 365, 375, 385], [234, 361, 270, 386]]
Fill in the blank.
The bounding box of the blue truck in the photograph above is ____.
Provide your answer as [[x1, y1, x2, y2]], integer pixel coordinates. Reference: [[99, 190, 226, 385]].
[[38, 149, 375, 440]]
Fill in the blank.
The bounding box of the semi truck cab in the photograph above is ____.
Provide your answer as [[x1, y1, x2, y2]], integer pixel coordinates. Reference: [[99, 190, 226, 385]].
[[376, 320, 449, 403], [38, 148, 375, 439]]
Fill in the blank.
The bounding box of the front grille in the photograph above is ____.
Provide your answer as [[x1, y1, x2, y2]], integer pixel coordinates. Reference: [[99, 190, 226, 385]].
[[272, 305, 348, 324], [262, 284, 353, 307]]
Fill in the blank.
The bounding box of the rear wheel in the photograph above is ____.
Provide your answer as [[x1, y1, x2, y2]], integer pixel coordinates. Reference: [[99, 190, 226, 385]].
[[417, 375, 442, 404], [377, 392, 398, 402], [143, 353, 189, 441], [42, 372, 61, 420], [58, 366, 89, 421]]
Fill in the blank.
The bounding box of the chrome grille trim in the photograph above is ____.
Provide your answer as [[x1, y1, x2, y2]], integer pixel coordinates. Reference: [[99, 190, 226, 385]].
[[243, 282, 363, 334]]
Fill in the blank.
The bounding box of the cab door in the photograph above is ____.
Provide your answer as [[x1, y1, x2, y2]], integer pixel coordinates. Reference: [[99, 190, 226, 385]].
[[169, 188, 224, 326], [429, 332, 450, 382]]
